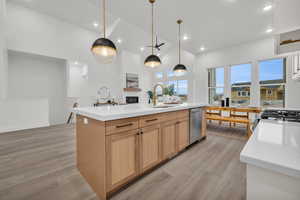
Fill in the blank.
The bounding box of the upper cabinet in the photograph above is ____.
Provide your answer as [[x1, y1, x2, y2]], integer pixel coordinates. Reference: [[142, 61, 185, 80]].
[[274, 0, 300, 55], [275, 29, 300, 55]]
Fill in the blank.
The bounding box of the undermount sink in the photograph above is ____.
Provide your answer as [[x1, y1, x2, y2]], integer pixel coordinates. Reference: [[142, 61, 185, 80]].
[[152, 104, 181, 108]]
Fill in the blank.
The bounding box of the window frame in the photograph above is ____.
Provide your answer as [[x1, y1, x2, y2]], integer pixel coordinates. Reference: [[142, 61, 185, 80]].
[[258, 57, 287, 108], [208, 67, 225, 105]]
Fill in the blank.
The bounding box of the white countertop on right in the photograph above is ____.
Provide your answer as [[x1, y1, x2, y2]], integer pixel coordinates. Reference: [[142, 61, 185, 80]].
[[240, 120, 300, 178]]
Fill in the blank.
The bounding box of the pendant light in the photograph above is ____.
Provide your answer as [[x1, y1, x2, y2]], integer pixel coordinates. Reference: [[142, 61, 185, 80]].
[[91, 0, 117, 64], [144, 0, 161, 68], [173, 19, 187, 76]]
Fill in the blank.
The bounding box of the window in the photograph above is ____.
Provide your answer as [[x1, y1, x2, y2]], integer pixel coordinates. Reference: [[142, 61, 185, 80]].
[[167, 71, 175, 78], [259, 58, 286, 108], [166, 80, 188, 102], [155, 72, 163, 79], [208, 67, 224, 105], [231, 63, 251, 106], [238, 91, 250, 97]]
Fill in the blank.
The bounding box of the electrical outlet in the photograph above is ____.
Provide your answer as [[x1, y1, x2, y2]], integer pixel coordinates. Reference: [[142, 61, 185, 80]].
[[83, 118, 88, 124]]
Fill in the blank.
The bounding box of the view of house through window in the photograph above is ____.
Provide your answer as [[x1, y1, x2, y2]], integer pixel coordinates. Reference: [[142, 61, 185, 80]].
[[208, 67, 224, 105], [166, 80, 188, 102], [231, 63, 251, 106], [155, 72, 163, 79], [259, 58, 286, 108]]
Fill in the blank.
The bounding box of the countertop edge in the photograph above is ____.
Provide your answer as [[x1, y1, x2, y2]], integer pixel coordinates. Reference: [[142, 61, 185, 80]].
[[240, 153, 300, 179], [240, 120, 300, 179], [74, 104, 206, 121]]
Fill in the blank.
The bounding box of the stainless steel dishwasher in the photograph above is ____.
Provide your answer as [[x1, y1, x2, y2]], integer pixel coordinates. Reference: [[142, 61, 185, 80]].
[[189, 108, 204, 144]]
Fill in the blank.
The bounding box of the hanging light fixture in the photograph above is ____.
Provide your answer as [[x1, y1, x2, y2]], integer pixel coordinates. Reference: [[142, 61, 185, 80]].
[[91, 0, 117, 63], [173, 19, 187, 76], [144, 0, 161, 68]]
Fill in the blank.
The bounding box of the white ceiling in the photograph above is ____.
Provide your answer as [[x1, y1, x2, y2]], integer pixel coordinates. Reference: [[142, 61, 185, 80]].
[[8, 0, 274, 54]]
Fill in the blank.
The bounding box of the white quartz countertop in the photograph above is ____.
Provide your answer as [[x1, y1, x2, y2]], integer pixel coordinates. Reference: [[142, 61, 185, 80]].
[[240, 120, 300, 178], [74, 103, 206, 121]]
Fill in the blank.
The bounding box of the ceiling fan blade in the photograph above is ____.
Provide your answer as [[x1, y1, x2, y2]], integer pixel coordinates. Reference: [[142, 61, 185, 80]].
[[157, 43, 165, 48]]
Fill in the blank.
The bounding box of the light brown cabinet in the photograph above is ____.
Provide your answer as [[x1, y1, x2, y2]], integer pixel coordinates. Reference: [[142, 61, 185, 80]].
[[140, 125, 161, 172], [161, 120, 177, 159], [106, 130, 139, 191], [177, 118, 189, 152], [76, 108, 205, 200]]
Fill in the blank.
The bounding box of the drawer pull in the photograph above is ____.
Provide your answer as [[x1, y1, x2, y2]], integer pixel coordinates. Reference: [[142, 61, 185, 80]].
[[116, 123, 133, 128], [146, 118, 158, 123]]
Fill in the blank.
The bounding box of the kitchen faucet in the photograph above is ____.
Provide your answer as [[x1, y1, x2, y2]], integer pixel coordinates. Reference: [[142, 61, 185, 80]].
[[153, 84, 164, 106]]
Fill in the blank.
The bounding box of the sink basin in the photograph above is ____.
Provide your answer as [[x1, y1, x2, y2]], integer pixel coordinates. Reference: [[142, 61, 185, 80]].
[[152, 104, 181, 108], [152, 105, 173, 108]]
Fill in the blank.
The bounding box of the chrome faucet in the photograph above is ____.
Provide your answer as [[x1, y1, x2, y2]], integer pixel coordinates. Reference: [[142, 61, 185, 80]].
[[153, 84, 164, 106]]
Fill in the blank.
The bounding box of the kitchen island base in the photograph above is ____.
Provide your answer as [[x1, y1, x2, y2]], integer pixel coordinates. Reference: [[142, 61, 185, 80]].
[[247, 165, 300, 200], [76, 109, 206, 200]]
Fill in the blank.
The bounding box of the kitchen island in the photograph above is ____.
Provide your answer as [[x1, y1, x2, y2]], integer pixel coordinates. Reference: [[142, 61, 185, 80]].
[[74, 103, 206, 200], [240, 120, 300, 200]]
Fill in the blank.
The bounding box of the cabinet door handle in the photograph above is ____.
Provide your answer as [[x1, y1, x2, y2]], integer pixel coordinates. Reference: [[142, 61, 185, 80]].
[[116, 123, 133, 128], [146, 118, 158, 123]]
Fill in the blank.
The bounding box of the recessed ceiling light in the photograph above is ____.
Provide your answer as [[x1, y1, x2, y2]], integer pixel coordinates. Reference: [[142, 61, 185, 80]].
[[93, 22, 99, 28], [200, 46, 205, 51], [140, 47, 145, 51], [263, 4, 273, 12], [117, 39, 122, 43], [74, 61, 79, 65], [266, 28, 273, 33], [183, 35, 189, 41]]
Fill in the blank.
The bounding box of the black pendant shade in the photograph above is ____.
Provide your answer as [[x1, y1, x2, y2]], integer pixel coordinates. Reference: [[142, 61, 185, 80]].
[[174, 64, 187, 72], [144, 0, 161, 68], [174, 64, 187, 76], [91, 0, 117, 63], [173, 19, 187, 76], [144, 54, 161, 68], [92, 38, 117, 52]]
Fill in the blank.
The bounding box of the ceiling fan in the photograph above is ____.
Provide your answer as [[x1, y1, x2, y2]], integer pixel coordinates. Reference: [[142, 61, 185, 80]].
[[146, 36, 165, 51]]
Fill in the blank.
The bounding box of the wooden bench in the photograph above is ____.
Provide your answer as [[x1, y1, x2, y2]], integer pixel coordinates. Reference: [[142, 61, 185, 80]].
[[206, 114, 251, 138], [205, 106, 261, 138]]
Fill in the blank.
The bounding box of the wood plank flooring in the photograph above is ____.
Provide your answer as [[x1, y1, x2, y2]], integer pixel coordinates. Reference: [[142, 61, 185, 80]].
[[0, 124, 247, 200]]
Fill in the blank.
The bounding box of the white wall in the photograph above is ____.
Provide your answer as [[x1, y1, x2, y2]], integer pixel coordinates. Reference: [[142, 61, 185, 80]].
[[274, 0, 300, 34], [195, 37, 300, 109], [5, 3, 123, 106], [0, 98, 49, 133], [121, 51, 152, 103], [7, 50, 68, 125], [0, 0, 7, 100], [152, 48, 196, 102]]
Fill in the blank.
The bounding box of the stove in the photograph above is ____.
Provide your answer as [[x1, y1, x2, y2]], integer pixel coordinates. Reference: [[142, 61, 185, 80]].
[[261, 109, 300, 123]]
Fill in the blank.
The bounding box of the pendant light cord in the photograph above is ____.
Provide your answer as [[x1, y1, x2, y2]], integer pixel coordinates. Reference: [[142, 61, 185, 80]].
[[151, 2, 154, 55], [178, 22, 181, 64], [103, 0, 106, 38]]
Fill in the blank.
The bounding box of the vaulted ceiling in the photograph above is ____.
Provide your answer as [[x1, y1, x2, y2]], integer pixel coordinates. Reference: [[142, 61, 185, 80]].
[[8, 0, 274, 54]]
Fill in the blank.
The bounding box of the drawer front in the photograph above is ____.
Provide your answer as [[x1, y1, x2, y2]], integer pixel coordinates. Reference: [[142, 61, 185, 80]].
[[139, 114, 163, 127], [160, 111, 178, 122], [176, 110, 189, 119], [106, 118, 139, 135]]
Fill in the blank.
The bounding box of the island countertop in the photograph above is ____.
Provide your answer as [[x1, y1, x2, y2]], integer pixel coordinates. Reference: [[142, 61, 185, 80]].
[[240, 120, 300, 178], [73, 103, 206, 121]]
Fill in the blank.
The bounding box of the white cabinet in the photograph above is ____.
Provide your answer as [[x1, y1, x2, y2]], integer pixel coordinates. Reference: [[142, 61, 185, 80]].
[[292, 53, 300, 80]]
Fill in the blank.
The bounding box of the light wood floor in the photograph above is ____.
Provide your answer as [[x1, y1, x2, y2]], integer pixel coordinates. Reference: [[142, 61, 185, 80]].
[[0, 124, 247, 200]]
